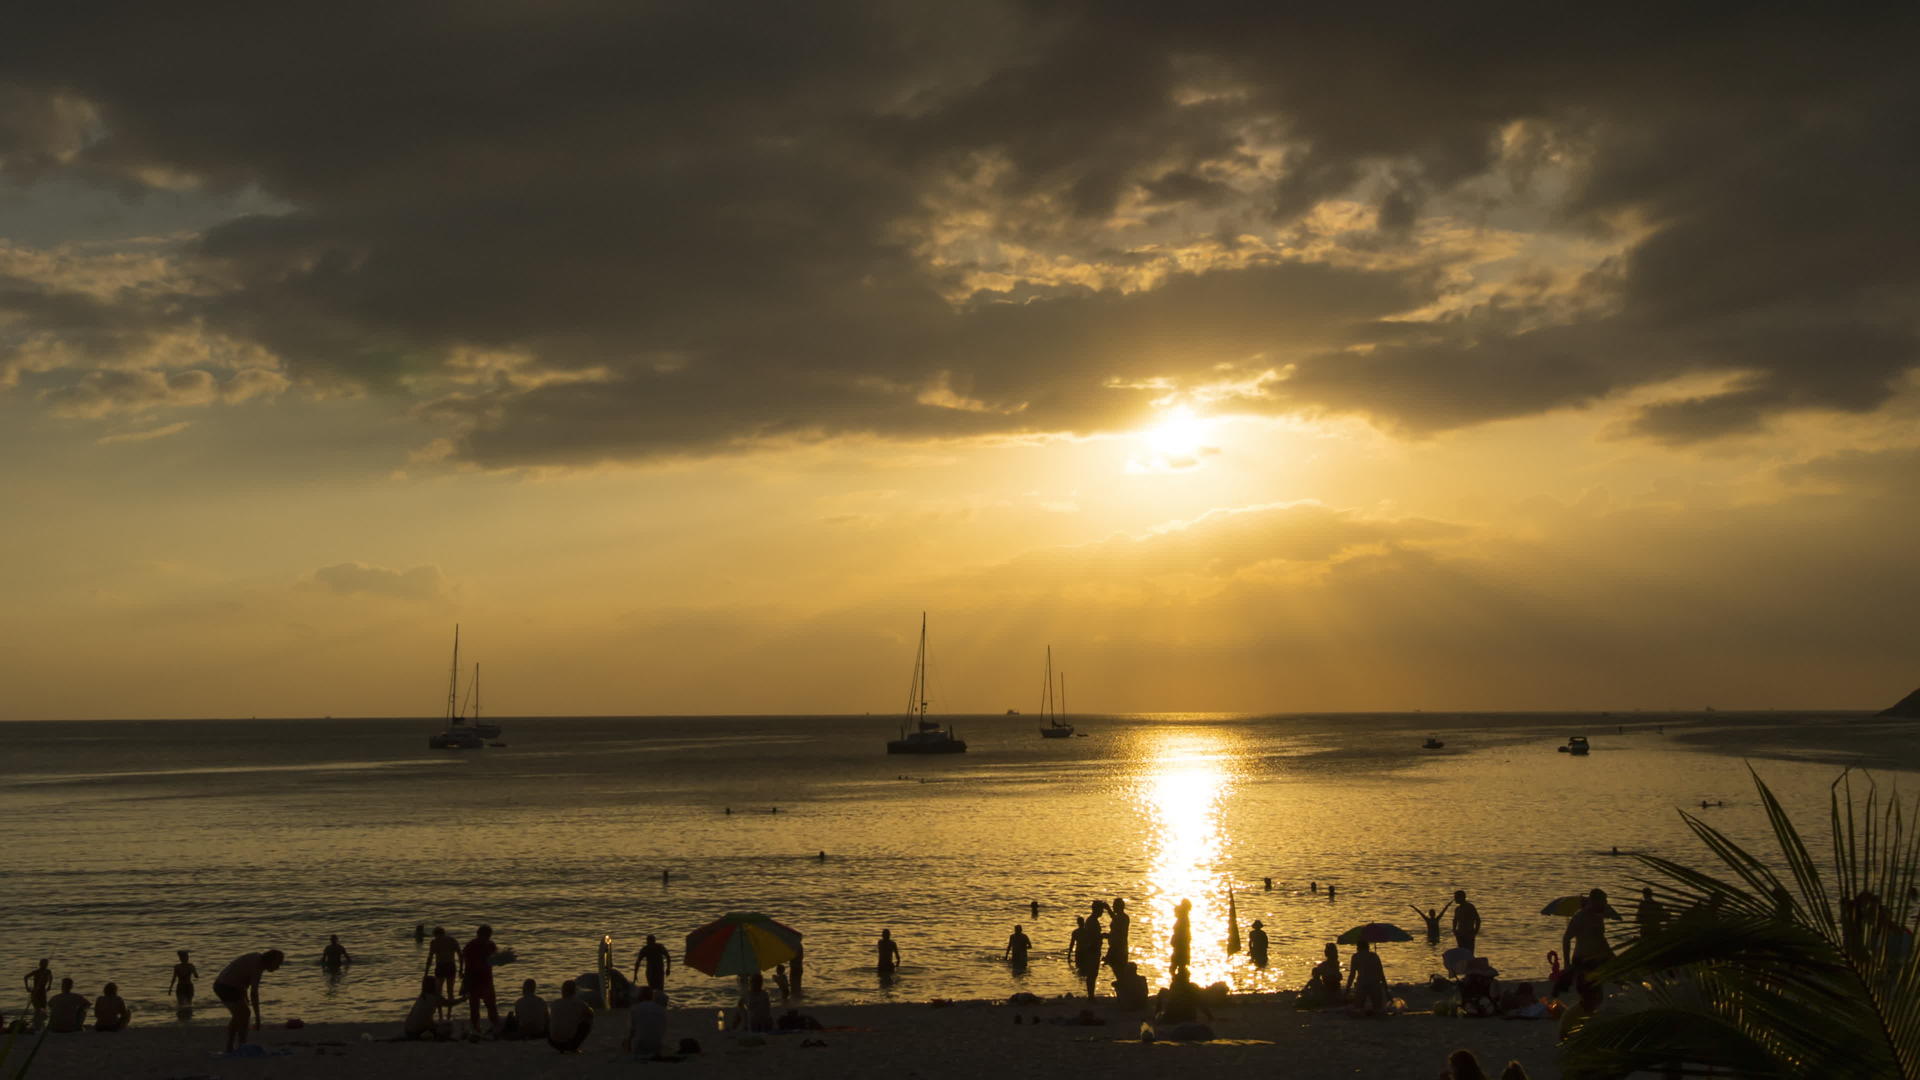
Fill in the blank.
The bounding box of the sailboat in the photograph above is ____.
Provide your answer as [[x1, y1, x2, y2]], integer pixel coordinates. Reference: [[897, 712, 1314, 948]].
[[460, 663, 503, 740], [886, 613, 965, 754], [1038, 646, 1073, 738], [428, 626, 486, 749]]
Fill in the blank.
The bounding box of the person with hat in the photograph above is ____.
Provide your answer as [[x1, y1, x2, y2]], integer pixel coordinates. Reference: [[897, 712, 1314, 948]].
[[1247, 919, 1270, 967]]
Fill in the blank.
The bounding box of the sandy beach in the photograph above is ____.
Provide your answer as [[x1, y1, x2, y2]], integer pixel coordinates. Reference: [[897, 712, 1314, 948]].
[[12, 985, 1562, 1079]]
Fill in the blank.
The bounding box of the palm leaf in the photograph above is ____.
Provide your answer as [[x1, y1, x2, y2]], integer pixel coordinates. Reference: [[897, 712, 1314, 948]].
[[1561, 768, 1920, 1079]]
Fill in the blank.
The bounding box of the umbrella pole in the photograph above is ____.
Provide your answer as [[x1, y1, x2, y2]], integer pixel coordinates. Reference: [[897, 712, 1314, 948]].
[[598, 935, 615, 1010]]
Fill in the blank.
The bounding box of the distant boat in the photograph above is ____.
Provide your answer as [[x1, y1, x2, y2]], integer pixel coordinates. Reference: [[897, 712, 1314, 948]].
[[460, 662, 503, 740], [887, 613, 965, 755], [429, 626, 487, 750], [1005, 709, 1020, 716], [1038, 646, 1074, 739], [1559, 736, 1590, 755], [1422, 736, 1445, 749]]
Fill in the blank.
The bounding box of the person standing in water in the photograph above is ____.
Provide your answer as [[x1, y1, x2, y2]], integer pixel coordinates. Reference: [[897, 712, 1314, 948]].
[[1074, 902, 1105, 998], [1169, 899, 1193, 976], [1030, 899, 1040, 918], [461, 925, 502, 1035], [1409, 900, 1453, 945], [321, 935, 351, 971], [212, 949, 284, 1052], [23, 959, 52, 1014], [1004, 925, 1032, 971], [790, 941, 805, 997], [1105, 898, 1131, 970], [632, 934, 672, 994], [425, 927, 459, 1008], [1248, 920, 1270, 967], [1452, 890, 1482, 956], [168, 950, 197, 1011], [1327, 883, 1337, 903], [876, 929, 901, 978]]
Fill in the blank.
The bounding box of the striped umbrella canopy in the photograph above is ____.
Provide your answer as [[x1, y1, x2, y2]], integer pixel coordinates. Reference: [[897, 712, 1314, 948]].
[[684, 912, 804, 977], [1336, 922, 1414, 945]]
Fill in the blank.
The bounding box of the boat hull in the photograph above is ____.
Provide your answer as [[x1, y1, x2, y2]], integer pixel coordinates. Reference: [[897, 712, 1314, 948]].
[[429, 731, 485, 749], [1039, 727, 1074, 739], [887, 738, 967, 754]]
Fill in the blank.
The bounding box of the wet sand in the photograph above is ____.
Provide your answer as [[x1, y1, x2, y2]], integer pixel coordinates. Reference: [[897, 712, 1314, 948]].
[[13, 987, 1561, 1079]]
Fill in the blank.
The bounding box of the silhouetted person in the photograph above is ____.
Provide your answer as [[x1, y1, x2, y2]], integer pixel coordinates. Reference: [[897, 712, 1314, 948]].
[[426, 927, 459, 1005], [46, 978, 88, 1033], [93, 982, 129, 1031], [1113, 961, 1149, 1009], [547, 979, 594, 1053], [1310, 881, 1318, 894], [512, 978, 547, 1039], [1248, 920, 1269, 967], [1030, 899, 1040, 918], [1263, 877, 1272, 891], [1635, 886, 1667, 937], [1004, 924, 1032, 970], [1452, 890, 1481, 955], [23, 959, 51, 1013], [1105, 897, 1130, 968], [1308, 942, 1343, 1006], [817, 850, 826, 861], [661, 869, 670, 884], [1075, 902, 1104, 997], [1170, 898, 1192, 975], [1561, 888, 1614, 1013], [632, 934, 672, 993], [734, 972, 772, 1032], [414, 923, 426, 943], [1345, 940, 1386, 1015], [1327, 883, 1337, 902], [773, 962, 790, 1000], [404, 974, 460, 1040], [321, 934, 350, 971], [169, 950, 197, 1010], [1411, 900, 1453, 944], [462, 925, 502, 1034], [626, 985, 667, 1058], [876, 929, 901, 977], [213, 948, 284, 1052]]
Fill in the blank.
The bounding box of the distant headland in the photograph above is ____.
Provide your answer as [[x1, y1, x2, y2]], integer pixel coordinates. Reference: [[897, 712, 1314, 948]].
[[1880, 687, 1920, 718]]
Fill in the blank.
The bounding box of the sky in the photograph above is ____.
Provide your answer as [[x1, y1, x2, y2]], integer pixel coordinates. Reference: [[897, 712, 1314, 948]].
[[3, 4, 1918, 719]]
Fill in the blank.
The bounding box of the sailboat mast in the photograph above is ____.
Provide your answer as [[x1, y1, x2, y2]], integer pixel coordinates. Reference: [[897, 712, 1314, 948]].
[[473, 663, 481, 721], [918, 611, 929, 719], [1060, 671, 1067, 722], [444, 625, 461, 721], [1041, 646, 1054, 720]]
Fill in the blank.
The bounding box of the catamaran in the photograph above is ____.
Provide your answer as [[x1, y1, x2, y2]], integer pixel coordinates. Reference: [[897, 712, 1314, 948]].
[[886, 613, 965, 754], [428, 626, 490, 749], [1038, 646, 1073, 739]]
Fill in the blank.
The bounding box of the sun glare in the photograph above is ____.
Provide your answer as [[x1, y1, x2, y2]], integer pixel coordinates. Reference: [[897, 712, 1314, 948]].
[[1146, 407, 1208, 459]]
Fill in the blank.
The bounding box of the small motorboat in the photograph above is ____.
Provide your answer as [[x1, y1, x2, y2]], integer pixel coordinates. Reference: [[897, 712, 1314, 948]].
[[1559, 736, 1591, 755], [1422, 736, 1445, 749]]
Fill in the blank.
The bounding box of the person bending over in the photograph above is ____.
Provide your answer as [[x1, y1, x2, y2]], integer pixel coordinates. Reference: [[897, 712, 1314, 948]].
[[403, 975, 461, 1040], [212, 949, 285, 1052]]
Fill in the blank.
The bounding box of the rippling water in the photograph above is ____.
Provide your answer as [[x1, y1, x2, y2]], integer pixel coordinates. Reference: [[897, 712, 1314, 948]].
[[1, 711, 1910, 1024]]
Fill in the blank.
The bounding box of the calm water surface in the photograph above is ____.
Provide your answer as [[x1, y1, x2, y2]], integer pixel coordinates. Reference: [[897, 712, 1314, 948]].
[[1, 711, 1911, 1024]]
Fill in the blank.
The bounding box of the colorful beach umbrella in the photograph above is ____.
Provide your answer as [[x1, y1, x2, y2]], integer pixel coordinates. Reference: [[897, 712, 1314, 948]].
[[684, 912, 803, 977], [1336, 922, 1413, 945]]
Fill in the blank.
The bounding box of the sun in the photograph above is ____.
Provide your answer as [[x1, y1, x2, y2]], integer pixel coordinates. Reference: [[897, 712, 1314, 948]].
[[1145, 406, 1209, 460]]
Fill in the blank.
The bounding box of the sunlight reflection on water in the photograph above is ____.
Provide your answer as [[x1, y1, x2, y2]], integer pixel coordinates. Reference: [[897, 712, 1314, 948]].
[[1135, 728, 1238, 987]]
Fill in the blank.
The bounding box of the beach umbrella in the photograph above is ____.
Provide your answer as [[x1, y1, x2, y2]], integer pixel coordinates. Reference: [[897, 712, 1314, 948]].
[[684, 912, 803, 977], [1540, 896, 1622, 918], [1336, 922, 1414, 945], [1226, 887, 1242, 954]]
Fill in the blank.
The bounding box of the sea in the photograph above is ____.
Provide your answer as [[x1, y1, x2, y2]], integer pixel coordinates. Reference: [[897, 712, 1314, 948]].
[[2, 710, 1913, 1026]]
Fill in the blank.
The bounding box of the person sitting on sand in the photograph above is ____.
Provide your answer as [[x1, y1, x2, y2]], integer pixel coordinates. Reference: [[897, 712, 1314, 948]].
[[1112, 962, 1149, 1010], [403, 975, 461, 1040], [1004, 924, 1032, 970], [1247, 920, 1269, 967], [322, 935, 351, 971], [46, 979, 89, 1033], [169, 950, 197, 1009], [1151, 972, 1214, 1041], [734, 972, 773, 1033], [23, 960, 52, 1014], [1441, 1048, 1492, 1079], [93, 983, 130, 1031], [1345, 940, 1388, 1016], [547, 980, 594, 1053], [1297, 943, 1343, 1008], [1459, 958, 1498, 1016], [626, 985, 668, 1059], [213, 949, 284, 1052], [1410, 900, 1454, 944], [510, 978, 547, 1039]]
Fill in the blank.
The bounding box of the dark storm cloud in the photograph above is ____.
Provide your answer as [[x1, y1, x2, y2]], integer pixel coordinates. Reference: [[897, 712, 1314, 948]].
[[2, 3, 1916, 460]]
